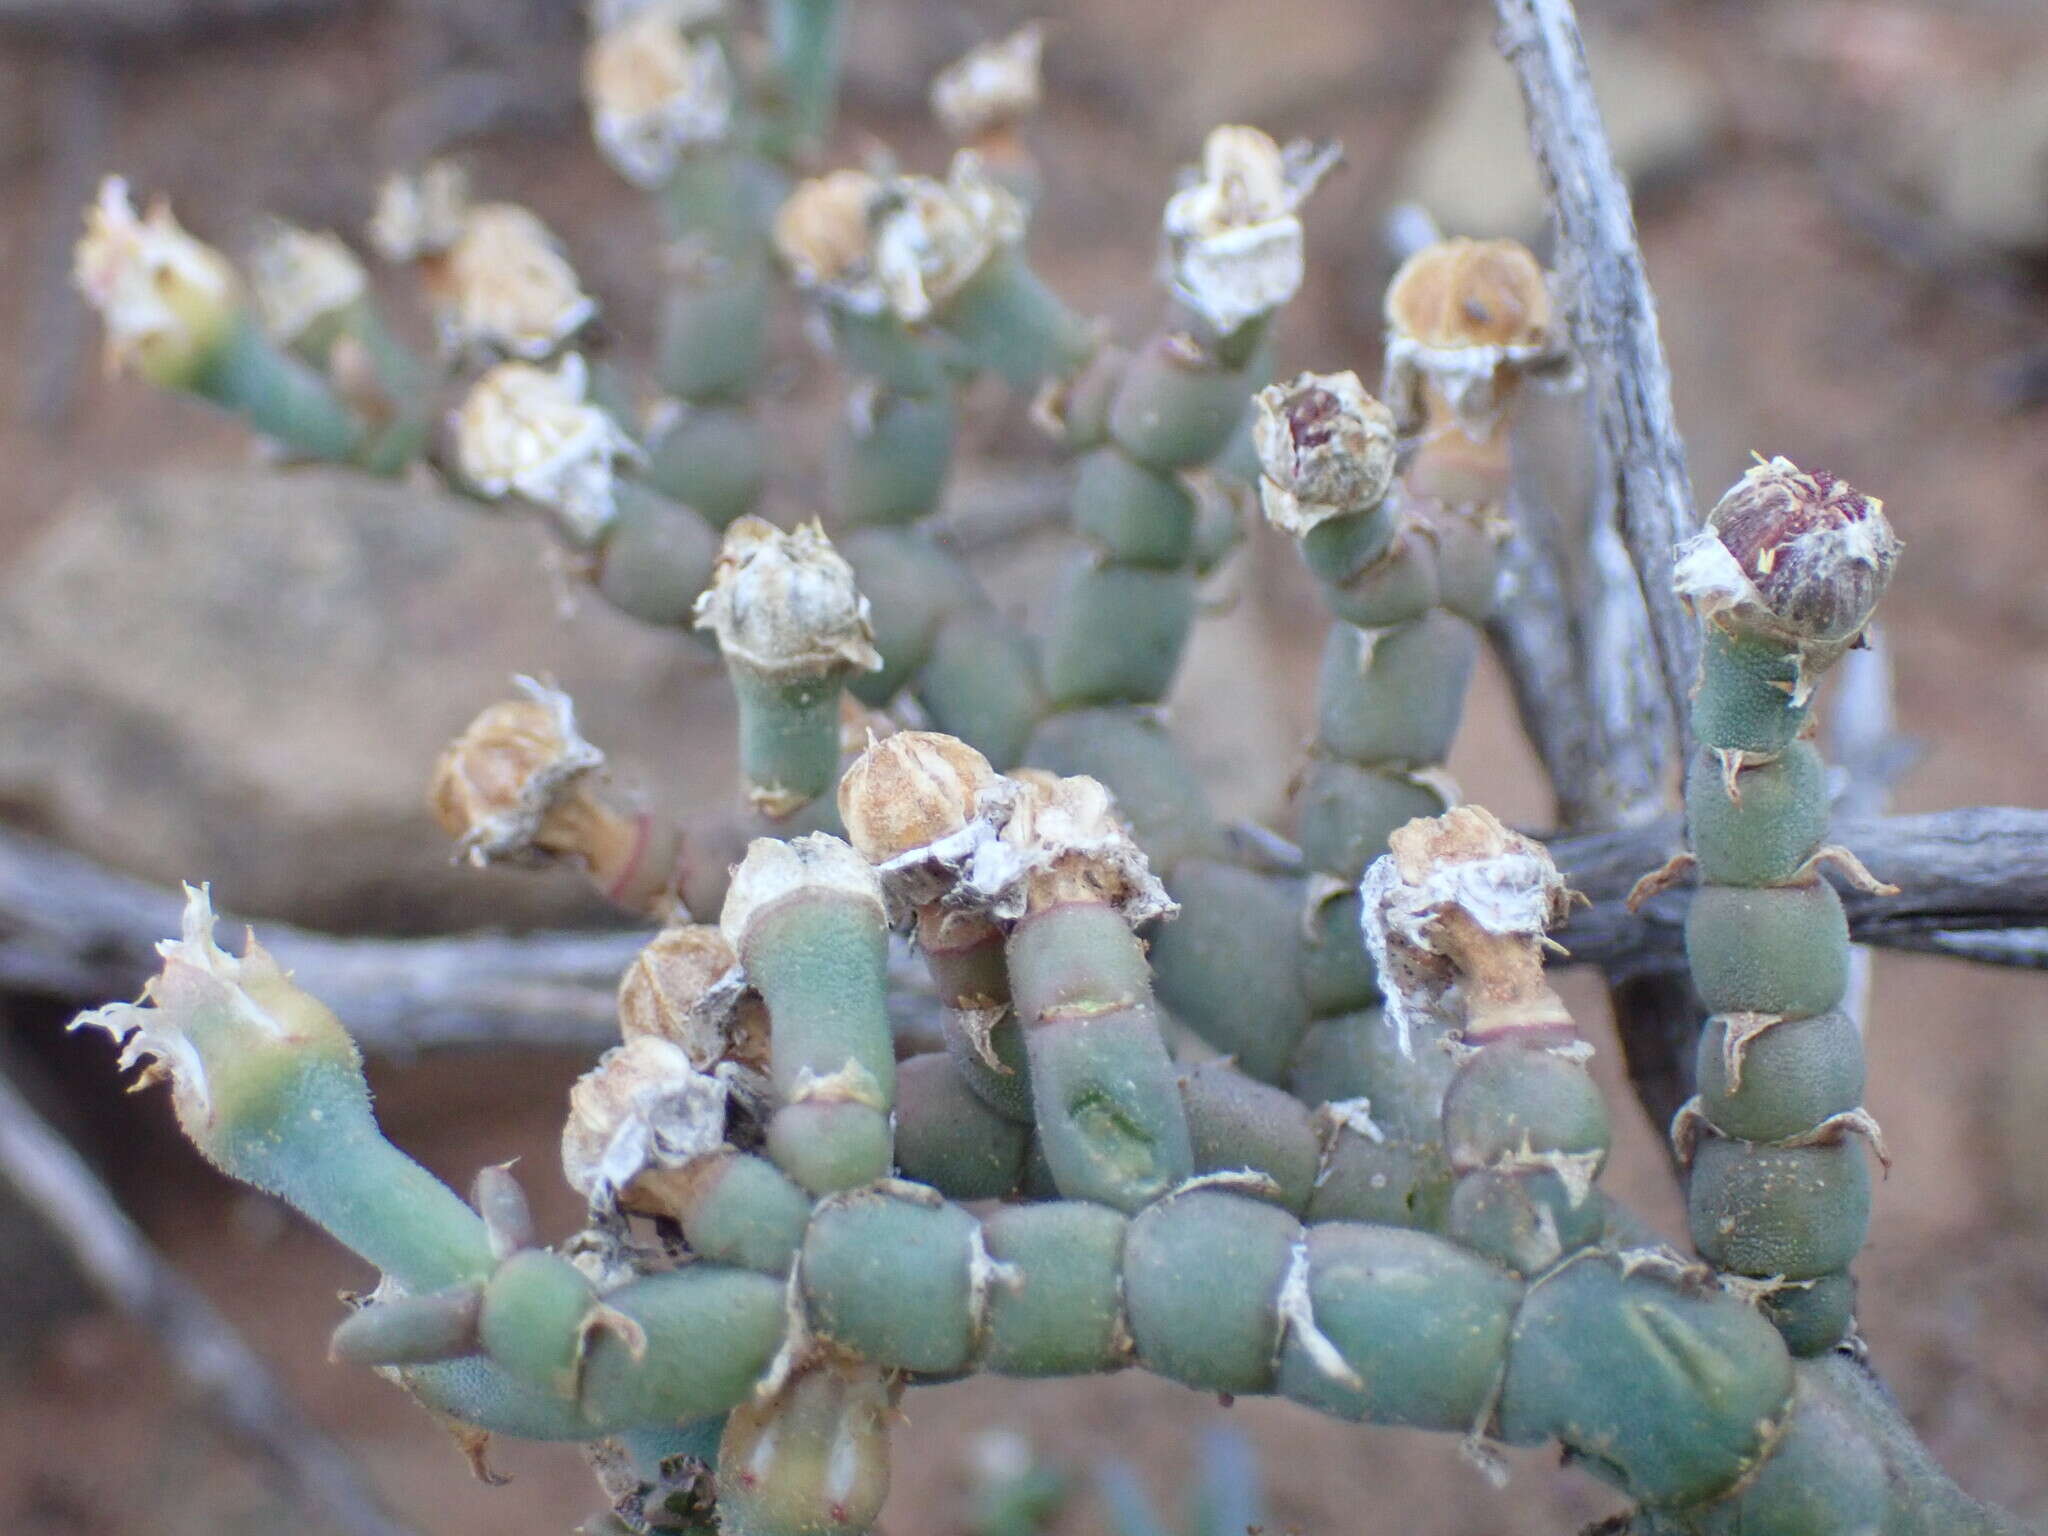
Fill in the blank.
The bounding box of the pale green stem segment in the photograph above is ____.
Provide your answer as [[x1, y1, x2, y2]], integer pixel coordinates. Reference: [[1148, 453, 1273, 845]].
[[1682, 632, 1874, 1355], [744, 891, 896, 1194], [759, 0, 846, 164], [195, 310, 366, 464]]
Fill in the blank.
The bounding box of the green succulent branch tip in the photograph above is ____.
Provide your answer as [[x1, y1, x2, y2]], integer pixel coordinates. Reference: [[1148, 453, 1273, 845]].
[[1661, 455, 1903, 1356]]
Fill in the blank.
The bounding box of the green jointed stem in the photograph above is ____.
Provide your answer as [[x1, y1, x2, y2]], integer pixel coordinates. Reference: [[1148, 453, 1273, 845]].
[[1006, 900, 1193, 1212], [1670, 457, 1901, 1356], [759, 0, 846, 163], [197, 310, 367, 464]]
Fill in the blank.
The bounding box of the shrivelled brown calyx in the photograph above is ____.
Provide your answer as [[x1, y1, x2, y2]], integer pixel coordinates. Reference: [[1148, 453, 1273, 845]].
[[1251, 370, 1399, 536], [1675, 455, 1900, 683], [774, 170, 887, 313], [617, 923, 767, 1077], [693, 518, 882, 680], [1382, 236, 1568, 440], [1360, 805, 1575, 1053], [429, 676, 609, 866], [838, 731, 999, 867], [993, 772, 1175, 924]]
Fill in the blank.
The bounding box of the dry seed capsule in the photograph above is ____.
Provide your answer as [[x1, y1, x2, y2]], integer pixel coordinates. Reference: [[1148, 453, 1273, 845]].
[[892, 1052, 1030, 1200], [716, 1355, 892, 1536], [430, 678, 680, 915], [1362, 808, 1604, 1273], [839, 731, 1035, 1121], [999, 776, 1193, 1212], [1123, 1188, 1298, 1393], [561, 1035, 729, 1219], [1276, 1223, 1521, 1431], [1497, 1252, 1794, 1509], [75, 178, 367, 462], [800, 1185, 981, 1376], [723, 835, 894, 1194], [931, 22, 1044, 201], [1178, 1059, 1321, 1213], [696, 519, 883, 818], [980, 1201, 1130, 1376]]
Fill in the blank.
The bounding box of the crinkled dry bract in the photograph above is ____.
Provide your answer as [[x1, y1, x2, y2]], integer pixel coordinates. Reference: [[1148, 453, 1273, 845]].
[[1160, 126, 1338, 338], [930, 23, 1044, 141], [69, 884, 355, 1142], [1382, 236, 1564, 441], [1360, 806, 1574, 1055], [872, 152, 1025, 324], [248, 221, 367, 346], [454, 354, 641, 544], [431, 202, 598, 361], [583, 6, 736, 188], [562, 1035, 729, 1208], [774, 170, 887, 313], [428, 676, 608, 865], [692, 518, 882, 678], [73, 177, 240, 386], [1252, 370, 1399, 536], [1675, 455, 1900, 668]]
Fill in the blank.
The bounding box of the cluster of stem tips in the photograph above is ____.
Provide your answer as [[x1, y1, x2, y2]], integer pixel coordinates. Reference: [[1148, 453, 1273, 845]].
[[63, 7, 2031, 1536]]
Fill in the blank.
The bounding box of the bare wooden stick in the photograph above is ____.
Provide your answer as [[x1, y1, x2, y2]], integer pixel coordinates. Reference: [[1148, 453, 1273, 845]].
[[0, 1068, 419, 1536], [1494, 0, 1701, 731]]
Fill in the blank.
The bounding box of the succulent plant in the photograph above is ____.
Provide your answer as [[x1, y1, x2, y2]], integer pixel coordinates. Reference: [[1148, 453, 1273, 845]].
[[63, 6, 2037, 1535]]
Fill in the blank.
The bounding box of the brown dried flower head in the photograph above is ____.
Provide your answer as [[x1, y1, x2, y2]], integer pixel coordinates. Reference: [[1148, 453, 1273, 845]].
[[429, 677, 607, 865], [774, 170, 887, 312], [1382, 237, 1563, 440], [1675, 456, 1899, 676], [873, 152, 1025, 323], [618, 924, 736, 1056], [583, 2, 736, 188], [1251, 370, 1399, 536], [429, 203, 597, 361], [692, 517, 882, 678], [930, 23, 1044, 141], [1361, 805, 1574, 1051], [367, 162, 472, 263], [838, 731, 998, 866], [996, 772, 1174, 923], [453, 354, 642, 544]]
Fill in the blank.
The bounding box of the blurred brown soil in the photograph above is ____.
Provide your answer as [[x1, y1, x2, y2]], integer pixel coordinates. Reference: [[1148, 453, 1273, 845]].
[[2, 0, 2046, 1532]]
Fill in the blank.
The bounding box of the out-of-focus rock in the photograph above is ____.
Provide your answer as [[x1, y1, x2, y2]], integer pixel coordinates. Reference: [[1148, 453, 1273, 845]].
[[0, 469, 732, 932], [1924, 57, 2048, 255], [1398, 23, 1721, 239]]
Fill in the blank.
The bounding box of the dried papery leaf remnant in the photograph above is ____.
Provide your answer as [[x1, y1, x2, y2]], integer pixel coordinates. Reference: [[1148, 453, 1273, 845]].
[[720, 834, 888, 954], [1252, 370, 1399, 536], [1361, 806, 1575, 1053], [584, 4, 737, 188], [367, 162, 471, 262], [1675, 456, 1900, 688], [74, 177, 240, 386], [1161, 126, 1339, 337], [454, 355, 642, 544]]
